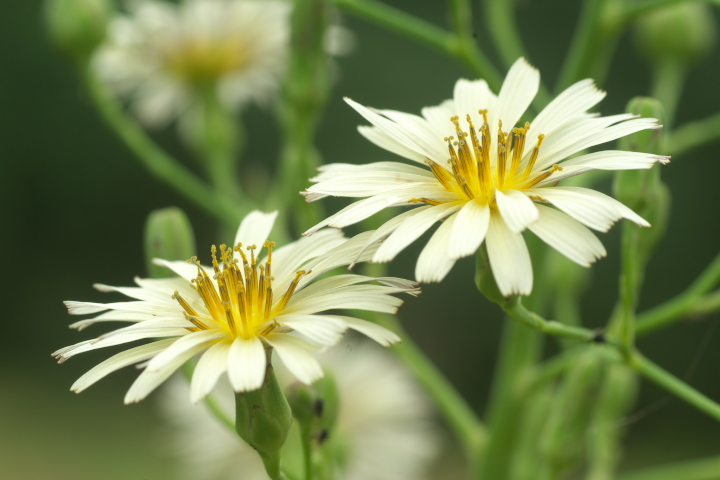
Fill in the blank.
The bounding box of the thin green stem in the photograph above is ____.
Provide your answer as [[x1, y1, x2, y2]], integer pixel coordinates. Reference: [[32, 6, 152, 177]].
[[481, 0, 551, 108], [650, 61, 686, 128], [333, 0, 502, 89], [181, 363, 234, 430], [616, 225, 640, 346], [81, 67, 242, 228], [621, 0, 702, 22], [372, 313, 487, 470], [630, 352, 720, 422], [502, 297, 601, 343], [668, 111, 720, 156], [299, 424, 313, 480], [636, 251, 720, 335], [617, 455, 720, 480]]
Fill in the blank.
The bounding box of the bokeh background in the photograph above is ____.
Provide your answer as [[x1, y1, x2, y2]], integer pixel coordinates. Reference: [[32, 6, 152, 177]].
[[2, 0, 720, 479]]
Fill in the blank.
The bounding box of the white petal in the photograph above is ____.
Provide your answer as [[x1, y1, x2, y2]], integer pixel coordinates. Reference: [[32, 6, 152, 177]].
[[337, 316, 401, 346], [280, 314, 347, 346], [494, 58, 539, 135], [233, 211, 278, 256], [374, 202, 462, 262], [190, 340, 232, 402], [271, 228, 346, 282], [227, 336, 267, 392], [453, 78, 498, 119], [528, 205, 606, 267], [532, 186, 649, 232], [124, 338, 212, 404], [265, 334, 323, 385], [147, 330, 228, 372], [71, 338, 176, 393], [485, 214, 533, 296], [449, 200, 490, 259], [495, 189, 539, 233], [530, 79, 606, 139], [358, 126, 427, 163], [421, 98, 457, 132], [415, 214, 458, 283]]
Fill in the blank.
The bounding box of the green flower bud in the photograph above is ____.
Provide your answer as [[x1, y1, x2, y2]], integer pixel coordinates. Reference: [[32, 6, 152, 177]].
[[286, 373, 340, 445], [235, 360, 293, 480], [475, 246, 506, 304], [634, 2, 717, 67], [143, 207, 197, 279], [44, 0, 113, 60]]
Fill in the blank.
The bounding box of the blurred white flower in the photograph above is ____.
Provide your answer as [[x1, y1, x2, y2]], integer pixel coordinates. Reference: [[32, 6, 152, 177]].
[[54, 211, 417, 404], [158, 339, 439, 480], [94, 0, 291, 127], [304, 58, 669, 296]]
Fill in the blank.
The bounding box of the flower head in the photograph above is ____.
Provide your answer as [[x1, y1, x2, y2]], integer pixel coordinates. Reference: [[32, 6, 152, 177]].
[[54, 211, 417, 404], [159, 340, 439, 480], [94, 0, 291, 126], [304, 58, 669, 296]]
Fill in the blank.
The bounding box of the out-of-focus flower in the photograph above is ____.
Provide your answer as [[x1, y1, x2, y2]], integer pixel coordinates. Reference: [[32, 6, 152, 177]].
[[159, 340, 439, 480], [54, 211, 417, 404], [94, 0, 291, 127], [303, 58, 669, 296]]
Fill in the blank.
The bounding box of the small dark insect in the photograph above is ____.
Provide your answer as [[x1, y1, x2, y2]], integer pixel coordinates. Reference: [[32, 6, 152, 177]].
[[314, 398, 324, 418], [592, 331, 607, 344], [316, 429, 330, 445]]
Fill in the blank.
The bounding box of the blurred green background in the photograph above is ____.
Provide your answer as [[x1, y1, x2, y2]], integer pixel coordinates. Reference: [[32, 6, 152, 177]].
[[2, 0, 720, 479]]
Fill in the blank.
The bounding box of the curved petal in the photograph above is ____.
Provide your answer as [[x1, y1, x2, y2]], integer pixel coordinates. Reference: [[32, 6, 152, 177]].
[[374, 202, 462, 262], [415, 214, 458, 283], [495, 189, 539, 233], [358, 126, 428, 163], [337, 316, 401, 346], [453, 78, 498, 120], [227, 336, 266, 392], [265, 334, 323, 385], [147, 330, 227, 372], [190, 340, 232, 402], [492, 58, 539, 138], [485, 214, 533, 296], [449, 200, 490, 259], [233, 211, 278, 257], [280, 314, 347, 346], [528, 205, 606, 267]]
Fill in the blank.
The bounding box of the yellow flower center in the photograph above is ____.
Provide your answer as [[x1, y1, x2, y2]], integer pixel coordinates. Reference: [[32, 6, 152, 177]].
[[173, 242, 310, 340], [420, 111, 561, 207], [162, 36, 251, 86]]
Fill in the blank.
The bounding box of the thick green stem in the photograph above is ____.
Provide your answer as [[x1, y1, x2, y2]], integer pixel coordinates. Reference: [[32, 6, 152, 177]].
[[372, 314, 487, 472], [636, 251, 720, 335], [650, 61, 686, 128], [80, 67, 243, 229], [618, 455, 720, 480], [480, 318, 542, 480], [668, 111, 720, 156], [630, 352, 720, 422], [481, 0, 551, 108]]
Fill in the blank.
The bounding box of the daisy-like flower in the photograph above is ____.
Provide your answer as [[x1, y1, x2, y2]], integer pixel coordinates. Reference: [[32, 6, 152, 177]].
[[303, 58, 669, 295], [159, 340, 438, 480], [53, 211, 417, 404], [93, 0, 291, 127]]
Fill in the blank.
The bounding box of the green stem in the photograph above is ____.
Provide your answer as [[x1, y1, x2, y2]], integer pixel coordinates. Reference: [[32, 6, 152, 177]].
[[668, 111, 720, 156], [555, 0, 614, 91], [650, 61, 686, 128], [333, 0, 502, 89], [617, 455, 720, 480], [299, 423, 313, 480], [372, 313, 487, 471], [80, 67, 243, 229], [620, 0, 702, 22], [481, 0, 551, 108], [502, 297, 600, 343], [480, 319, 542, 479], [181, 363, 234, 430], [616, 224, 640, 346], [636, 251, 720, 335], [630, 352, 720, 422]]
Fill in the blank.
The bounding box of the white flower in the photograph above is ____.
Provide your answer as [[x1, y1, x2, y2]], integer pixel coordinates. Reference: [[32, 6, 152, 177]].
[[303, 58, 669, 296], [94, 0, 291, 127], [158, 340, 438, 480], [54, 211, 417, 404]]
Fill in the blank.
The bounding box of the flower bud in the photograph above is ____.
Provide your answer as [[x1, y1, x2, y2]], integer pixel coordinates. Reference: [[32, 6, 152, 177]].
[[235, 361, 293, 480], [144, 207, 197, 279], [634, 2, 717, 67], [44, 0, 112, 60], [286, 372, 340, 445]]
